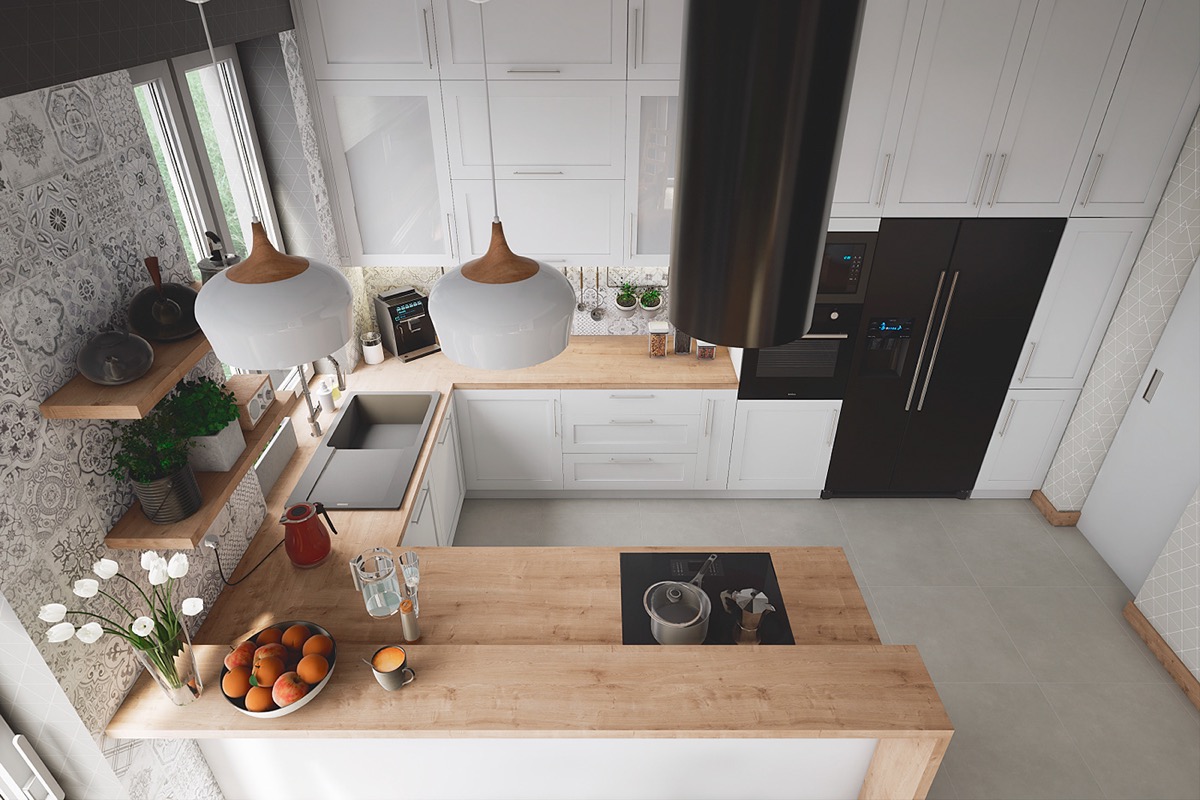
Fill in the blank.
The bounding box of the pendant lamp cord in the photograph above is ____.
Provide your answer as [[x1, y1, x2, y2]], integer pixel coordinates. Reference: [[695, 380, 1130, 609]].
[[195, 1, 218, 67], [478, 1, 501, 224]]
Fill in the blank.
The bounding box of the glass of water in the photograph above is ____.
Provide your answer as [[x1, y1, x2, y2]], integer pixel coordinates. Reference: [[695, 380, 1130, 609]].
[[349, 547, 403, 618], [400, 550, 420, 616]]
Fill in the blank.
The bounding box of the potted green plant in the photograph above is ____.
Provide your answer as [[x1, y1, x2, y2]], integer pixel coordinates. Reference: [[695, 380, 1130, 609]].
[[615, 281, 638, 317], [111, 411, 203, 524], [639, 287, 663, 317], [169, 377, 245, 472]]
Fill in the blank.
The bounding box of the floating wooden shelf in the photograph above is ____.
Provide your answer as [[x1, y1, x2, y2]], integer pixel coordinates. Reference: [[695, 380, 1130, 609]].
[[39, 335, 213, 420], [105, 397, 296, 550]]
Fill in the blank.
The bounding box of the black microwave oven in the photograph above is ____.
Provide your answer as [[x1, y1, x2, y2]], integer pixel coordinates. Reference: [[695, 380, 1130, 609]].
[[816, 231, 877, 304]]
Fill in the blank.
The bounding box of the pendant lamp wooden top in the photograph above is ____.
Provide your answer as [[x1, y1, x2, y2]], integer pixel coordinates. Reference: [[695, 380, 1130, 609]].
[[461, 221, 540, 285], [226, 222, 310, 284]]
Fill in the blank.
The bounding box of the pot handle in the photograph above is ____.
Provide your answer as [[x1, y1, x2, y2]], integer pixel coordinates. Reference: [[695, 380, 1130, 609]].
[[690, 554, 718, 587]]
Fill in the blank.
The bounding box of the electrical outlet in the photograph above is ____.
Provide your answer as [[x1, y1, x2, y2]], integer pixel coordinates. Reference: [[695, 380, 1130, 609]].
[[202, 533, 220, 549]]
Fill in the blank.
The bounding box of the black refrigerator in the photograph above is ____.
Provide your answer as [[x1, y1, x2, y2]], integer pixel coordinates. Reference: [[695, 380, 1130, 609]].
[[824, 218, 1066, 497]]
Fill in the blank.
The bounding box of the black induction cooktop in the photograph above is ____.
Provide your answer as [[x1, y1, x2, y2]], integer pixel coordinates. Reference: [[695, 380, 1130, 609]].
[[619, 552, 795, 645]]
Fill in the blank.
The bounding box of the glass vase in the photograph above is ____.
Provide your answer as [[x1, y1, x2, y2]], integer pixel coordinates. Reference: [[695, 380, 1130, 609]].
[[132, 623, 202, 706]]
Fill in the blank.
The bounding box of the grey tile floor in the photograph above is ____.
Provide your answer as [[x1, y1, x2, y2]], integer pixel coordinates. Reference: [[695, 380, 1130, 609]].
[[454, 497, 1200, 800]]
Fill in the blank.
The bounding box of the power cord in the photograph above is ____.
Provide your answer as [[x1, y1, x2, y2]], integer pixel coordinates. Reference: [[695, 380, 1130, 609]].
[[206, 537, 285, 586]]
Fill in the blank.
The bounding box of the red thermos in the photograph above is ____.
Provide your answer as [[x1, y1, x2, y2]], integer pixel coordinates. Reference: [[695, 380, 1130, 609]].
[[280, 502, 337, 568]]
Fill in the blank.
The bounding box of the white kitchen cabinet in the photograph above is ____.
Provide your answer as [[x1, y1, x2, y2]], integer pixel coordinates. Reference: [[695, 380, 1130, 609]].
[[829, 0, 924, 218], [455, 390, 564, 490], [979, 0, 1142, 217], [402, 476, 440, 546], [562, 453, 697, 490], [624, 82, 678, 265], [560, 389, 701, 453], [317, 81, 456, 266], [972, 389, 1080, 498], [1011, 218, 1151, 390], [298, 0, 438, 80], [442, 81, 626, 180], [727, 400, 842, 493], [452, 179, 625, 266], [695, 390, 737, 490], [432, 0, 628, 80], [1072, 0, 1200, 217], [429, 406, 466, 546], [628, 0, 685, 80]]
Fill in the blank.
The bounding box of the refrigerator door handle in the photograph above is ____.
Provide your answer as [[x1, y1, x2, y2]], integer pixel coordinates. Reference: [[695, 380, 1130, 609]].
[[917, 271, 961, 411], [905, 271, 948, 411]]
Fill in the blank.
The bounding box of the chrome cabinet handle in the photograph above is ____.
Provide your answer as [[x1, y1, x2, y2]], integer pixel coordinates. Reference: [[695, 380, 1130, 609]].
[[412, 487, 430, 524], [974, 153, 993, 207], [632, 7, 640, 69], [917, 271, 960, 411], [800, 333, 850, 340], [422, 8, 433, 70], [610, 393, 655, 399], [876, 153, 892, 206], [1081, 153, 1104, 207], [553, 399, 559, 438], [988, 153, 1008, 207], [610, 457, 654, 464], [629, 212, 637, 257], [513, 170, 563, 175], [704, 399, 713, 437], [445, 213, 456, 259], [610, 418, 655, 424], [905, 271, 947, 411], [507, 68, 561, 73], [997, 399, 1017, 437], [543, 258, 567, 263], [437, 414, 451, 445], [1017, 341, 1037, 383], [826, 409, 839, 446]]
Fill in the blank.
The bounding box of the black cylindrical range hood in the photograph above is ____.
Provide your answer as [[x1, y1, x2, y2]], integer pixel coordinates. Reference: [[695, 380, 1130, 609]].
[[667, 0, 865, 348]]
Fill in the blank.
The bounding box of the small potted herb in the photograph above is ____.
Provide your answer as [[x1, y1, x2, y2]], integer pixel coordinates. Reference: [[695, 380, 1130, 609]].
[[639, 287, 663, 317], [615, 281, 638, 317], [111, 412, 203, 524], [169, 377, 245, 472]]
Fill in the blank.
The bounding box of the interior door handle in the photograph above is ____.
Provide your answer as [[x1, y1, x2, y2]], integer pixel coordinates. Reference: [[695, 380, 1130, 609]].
[[1142, 369, 1165, 403], [917, 271, 960, 411], [905, 271, 947, 411]]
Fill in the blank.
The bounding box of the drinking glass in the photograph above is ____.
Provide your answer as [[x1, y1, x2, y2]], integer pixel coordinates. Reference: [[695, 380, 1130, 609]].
[[400, 550, 420, 616], [350, 547, 404, 618]]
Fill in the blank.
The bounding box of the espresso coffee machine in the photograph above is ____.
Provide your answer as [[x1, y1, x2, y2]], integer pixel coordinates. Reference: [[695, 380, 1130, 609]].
[[373, 288, 440, 362]]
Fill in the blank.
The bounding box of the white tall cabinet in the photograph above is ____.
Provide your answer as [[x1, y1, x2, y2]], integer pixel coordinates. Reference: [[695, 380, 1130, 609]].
[[627, 0, 685, 80], [727, 401, 842, 493]]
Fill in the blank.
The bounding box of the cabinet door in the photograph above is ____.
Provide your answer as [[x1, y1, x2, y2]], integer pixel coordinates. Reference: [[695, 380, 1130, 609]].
[[403, 479, 440, 546], [442, 82, 626, 180], [696, 390, 737, 490], [317, 81, 456, 266], [299, 0, 437, 80], [453, 180, 625, 266], [980, 0, 1141, 217], [455, 390, 563, 490], [1012, 218, 1150, 389], [1073, 0, 1200, 217], [972, 389, 1080, 497], [432, 0, 627, 80], [430, 408, 465, 546], [625, 82, 679, 265], [629, 0, 685, 80], [830, 0, 924, 217], [562, 453, 697, 490], [885, 0, 1037, 217], [728, 400, 842, 492]]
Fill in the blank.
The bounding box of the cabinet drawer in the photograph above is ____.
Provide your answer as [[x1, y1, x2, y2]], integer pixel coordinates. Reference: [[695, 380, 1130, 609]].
[[563, 453, 697, 490], [560, 389, 702, 417], [562, 414, 699, 453]]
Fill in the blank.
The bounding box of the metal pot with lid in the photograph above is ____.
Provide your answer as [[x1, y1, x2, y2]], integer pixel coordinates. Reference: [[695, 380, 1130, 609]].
[[643, 554, 717, 645]]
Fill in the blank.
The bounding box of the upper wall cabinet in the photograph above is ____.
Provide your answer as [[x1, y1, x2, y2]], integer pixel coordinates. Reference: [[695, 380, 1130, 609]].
[[1072, 0, 1200, 217], [432, 0, 628, 80], [628, 0, 685, 80], [625, 82, 679, 265], [299, 0, 438, 80], [441, 81, 626, 180]]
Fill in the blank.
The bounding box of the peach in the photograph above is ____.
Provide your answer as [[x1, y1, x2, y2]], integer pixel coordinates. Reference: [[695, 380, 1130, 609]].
[[245, 685, 275, 713], [251, 656, 285, 688], [302, 634, 334, 658], [223, 641, 255, 672], [253, 643, 287, 665], [255, 627, 283, 646], [281, 624, 311, 651], [271, 671, 310, 707]]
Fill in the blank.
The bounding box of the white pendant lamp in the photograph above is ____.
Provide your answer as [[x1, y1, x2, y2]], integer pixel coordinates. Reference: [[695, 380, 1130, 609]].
[[428, 0, 575, 370]]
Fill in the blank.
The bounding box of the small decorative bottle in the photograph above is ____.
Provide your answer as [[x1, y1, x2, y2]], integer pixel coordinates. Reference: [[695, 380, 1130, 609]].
[[400, 598, 421, 643]]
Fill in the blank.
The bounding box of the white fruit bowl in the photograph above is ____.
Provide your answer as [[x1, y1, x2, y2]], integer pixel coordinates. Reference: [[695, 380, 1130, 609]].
[[219, 620, 337, 719]]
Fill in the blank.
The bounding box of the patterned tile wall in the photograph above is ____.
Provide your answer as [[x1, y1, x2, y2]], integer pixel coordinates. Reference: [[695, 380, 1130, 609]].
[[1043, 111, 1200, 511], [1136, 485, 1200, 683]]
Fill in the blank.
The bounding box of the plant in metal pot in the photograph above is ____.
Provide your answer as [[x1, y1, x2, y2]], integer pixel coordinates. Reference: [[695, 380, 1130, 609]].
[[638, 287, 663, 316], [110, 411, 203, 524], [169, 377, 245, 472], [615, 282, 638, 317]]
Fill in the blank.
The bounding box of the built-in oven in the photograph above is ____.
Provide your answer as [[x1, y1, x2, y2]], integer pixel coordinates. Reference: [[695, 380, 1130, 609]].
[[737, 303, 862, 399]]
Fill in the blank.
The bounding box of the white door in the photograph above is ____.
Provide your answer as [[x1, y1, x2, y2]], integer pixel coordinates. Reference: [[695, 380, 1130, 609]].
[[885, 0, 1037, 217], [456, 390, 564, 490], [452, 179, 625, 266], [430, 408, 465, 546], [299, 0, 438, 80], [1012, 218, 1151, 390], [979, 0, 1141, 217], [441, 81, 626, 180], [402, 478, 440, 547], [625, 82, 679, 265], [695, 390, 737, 490], [432, 0, 628, 80], [1073, 0, 1200, 217], [972, 389, 1081, 498], [317, 81, 457, 266], [830, 0, 924, 217], [628, 0, 685, 80], [727, 400, 842, 492], [1079, 265, 1200, 592]]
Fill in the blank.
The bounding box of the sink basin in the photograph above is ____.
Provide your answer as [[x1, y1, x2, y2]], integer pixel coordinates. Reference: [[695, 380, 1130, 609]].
[[287, 391, 440, 510]]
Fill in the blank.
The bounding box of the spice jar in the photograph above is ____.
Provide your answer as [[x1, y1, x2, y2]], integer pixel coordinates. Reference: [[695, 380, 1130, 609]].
[[673, 331, 692, 355], [696, 340, 716, 360], [400, 598, 421, 643], [648, 321, 669, 358]]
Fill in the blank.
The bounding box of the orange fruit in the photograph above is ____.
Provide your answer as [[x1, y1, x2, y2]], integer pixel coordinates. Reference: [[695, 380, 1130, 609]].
[[281, 624, 311, 650], [245, 685, 276, 713], [303, 634, 334, 657], [256, 627, 283, 646], [296, 654, 329, 685], [372, 646, 406, 672], [222, 667, 251, 698], [252, 656, 285, 688]]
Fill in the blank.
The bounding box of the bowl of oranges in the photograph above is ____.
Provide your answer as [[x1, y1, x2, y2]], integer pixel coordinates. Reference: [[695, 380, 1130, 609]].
[[220, 621, 336, 718]]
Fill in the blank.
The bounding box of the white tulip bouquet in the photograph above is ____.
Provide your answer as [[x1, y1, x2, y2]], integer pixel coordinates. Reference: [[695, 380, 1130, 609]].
[[40, 552, 206, 704]]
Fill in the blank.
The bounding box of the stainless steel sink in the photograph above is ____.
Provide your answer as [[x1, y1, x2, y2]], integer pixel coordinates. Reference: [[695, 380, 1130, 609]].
[[287, 391, 440, 510]]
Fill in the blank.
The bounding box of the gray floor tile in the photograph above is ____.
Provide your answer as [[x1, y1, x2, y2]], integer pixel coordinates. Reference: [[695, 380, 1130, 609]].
[[453, 499, 547, 546], [1041, 683, 1200, 800], [1091, 583, 1136, 622], [859, 586, 890, 644], [843, 514, 977, 587], [925, 767, 959, 800], [832, 497, 934, 522], [942, 514, 1088, 587], [936, 683, 1103, 800], [636, 510, 746, 547], [930, 497, 1041, 520], [872, 587, 1033, 682], [734, 499, 846, 546], [1044, 525, 1128, 588], [537, 513, 647, 547], [986, 587, 1168, 683]]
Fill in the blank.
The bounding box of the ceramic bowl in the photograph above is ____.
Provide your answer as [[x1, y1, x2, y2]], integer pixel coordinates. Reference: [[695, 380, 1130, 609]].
[[220, 620, 336, 719]]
